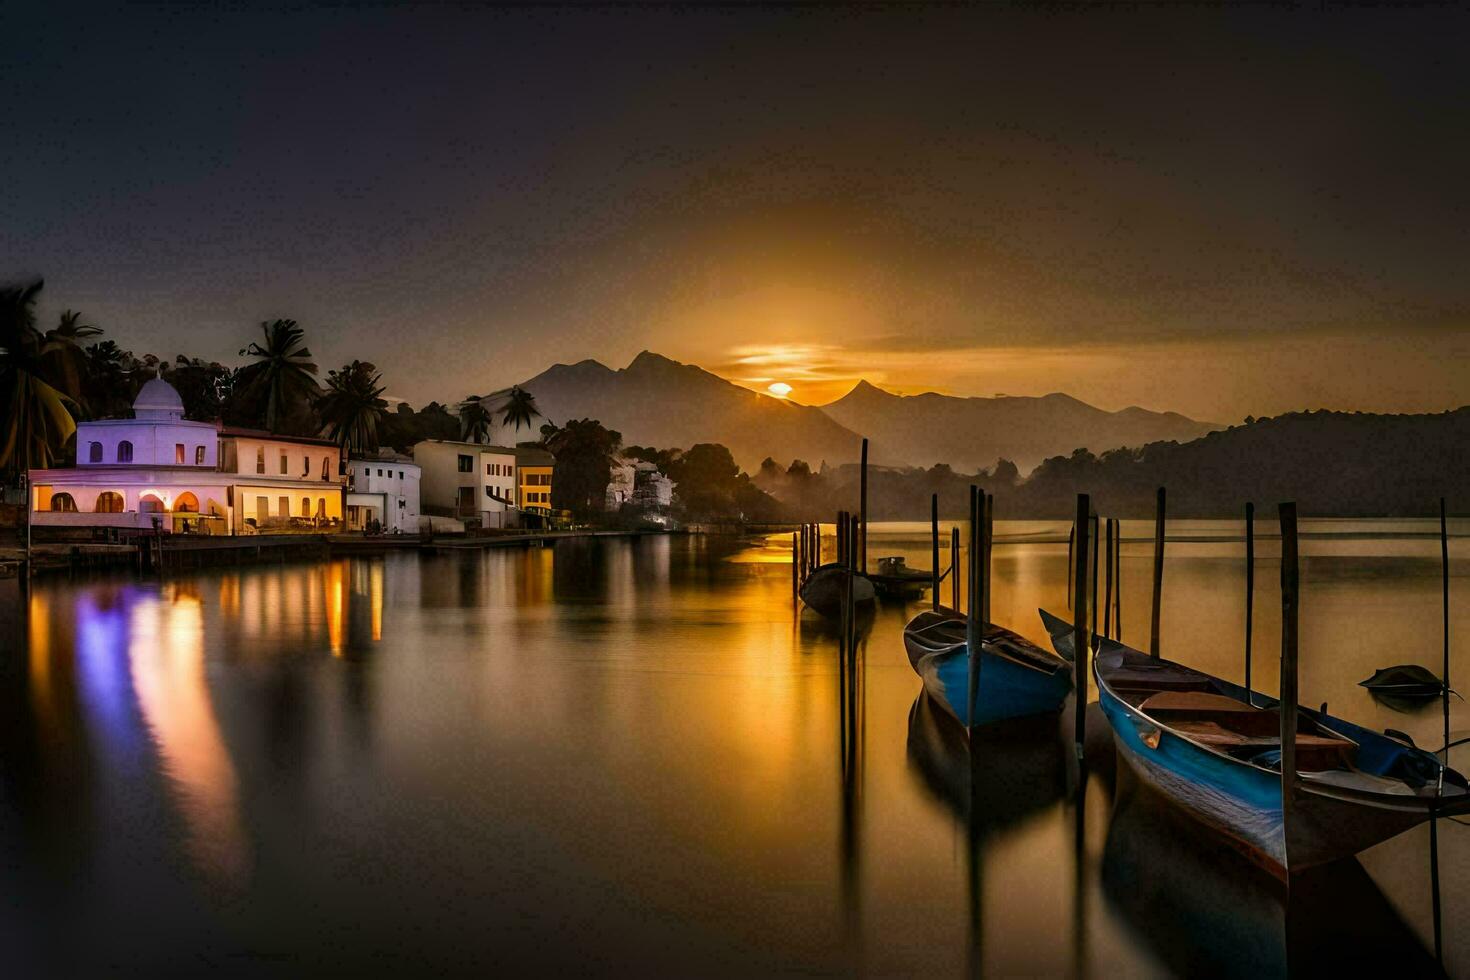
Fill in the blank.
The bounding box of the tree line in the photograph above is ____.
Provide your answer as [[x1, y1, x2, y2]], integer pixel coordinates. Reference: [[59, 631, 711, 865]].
[[752, 408, 1468, 520], [0, 278, 542, 480]]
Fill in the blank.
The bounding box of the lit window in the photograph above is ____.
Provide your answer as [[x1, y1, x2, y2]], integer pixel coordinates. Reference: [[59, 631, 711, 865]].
[[175, 443, 185, 464], [195, 445, 205, 465]]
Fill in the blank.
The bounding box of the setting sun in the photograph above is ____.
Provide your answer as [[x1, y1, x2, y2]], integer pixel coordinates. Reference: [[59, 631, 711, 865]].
[[766, 382, 792, 398]]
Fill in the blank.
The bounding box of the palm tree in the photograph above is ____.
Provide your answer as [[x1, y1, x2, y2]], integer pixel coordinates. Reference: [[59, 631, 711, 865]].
[[317, 361, 388, 454], [0, 280, 82, 477], [499, 385, 541, 436], [237, 319, 319, 432], [43, 310, 102, 413], [458, 396, 492, 443]]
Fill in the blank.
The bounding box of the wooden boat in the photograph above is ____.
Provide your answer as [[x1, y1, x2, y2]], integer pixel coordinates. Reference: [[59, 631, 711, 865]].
[[869, 555, 935, 600], [799, 562, 876, 619], [1039, 608, 1470, 876], [904, 606, 1072, 728]]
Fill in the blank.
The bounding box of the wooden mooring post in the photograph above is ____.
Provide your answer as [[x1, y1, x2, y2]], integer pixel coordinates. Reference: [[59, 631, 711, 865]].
[[1150, 486, 1166, 658], [1072, 494, 1091, 762]]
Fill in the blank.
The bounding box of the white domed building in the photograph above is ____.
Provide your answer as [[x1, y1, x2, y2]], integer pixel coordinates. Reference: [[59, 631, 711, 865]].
[[29, 375, 346, 534]]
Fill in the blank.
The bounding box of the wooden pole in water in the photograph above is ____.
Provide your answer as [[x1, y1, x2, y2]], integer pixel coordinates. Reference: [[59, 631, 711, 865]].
[[814, 520, 821, 568], [931, 493, 941, 612], [1067, 525, 1074, 611], [1103, 518, 1113, 639], [1089, 512, 1099, 642], [1112, 519, 1122, 640], [951, 526, 960, 611], [1072, 494, 1091, 762], [792, 531, 800, 605], [966, 486, 981, 736], [1279, 501, 1300, 877], [1245, 502, 1255, 706], [1433, 496, 1450, 964], [859, 438, 869, 575], [1150, 486, 1166, 658], [1440, 497, 1451, 774], [982, 491, 993, 629]]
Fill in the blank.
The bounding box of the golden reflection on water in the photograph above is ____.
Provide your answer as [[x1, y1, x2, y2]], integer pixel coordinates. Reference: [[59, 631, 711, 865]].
[[7, 525, 1465, 974], [128, 584, 248, 887]]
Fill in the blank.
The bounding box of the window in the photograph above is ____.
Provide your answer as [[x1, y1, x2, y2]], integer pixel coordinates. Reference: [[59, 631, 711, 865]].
[[485, 486, 493, 498], [397, 470, 402, 479], [457, 454, 473, 473], [485, 463, 492, 476], [377, 468, 383, 477], [279, 496, 291, 516], [280, 453, 288, 475], [256, 496, 269, 518], [175, 443, 185, 464], [317, 498, 327, 518], [256, 446, 266, 474], [50, 492, 78, 512], [117, 441, 133, 463], [322, 457, 330, 480], [506, 466, 513, 479], [95, 491, 124, 513], [139, 494, 164, 514], [302, 455, 310, 477], [88, 442, 102, 463], [174, 492, 199, 513], [302, 496, 311, 516], [195, 445, 206, 465]]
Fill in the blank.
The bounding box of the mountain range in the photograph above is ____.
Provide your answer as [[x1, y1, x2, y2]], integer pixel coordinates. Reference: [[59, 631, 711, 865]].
[[504, 351, 1220, 474]]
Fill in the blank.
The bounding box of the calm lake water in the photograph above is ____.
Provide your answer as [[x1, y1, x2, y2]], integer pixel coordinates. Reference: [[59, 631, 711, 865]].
[[1, 520, 1466, 976]]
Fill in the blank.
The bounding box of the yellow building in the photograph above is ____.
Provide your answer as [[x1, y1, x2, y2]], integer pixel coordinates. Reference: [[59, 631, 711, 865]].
[[514, 447, 555, 516]]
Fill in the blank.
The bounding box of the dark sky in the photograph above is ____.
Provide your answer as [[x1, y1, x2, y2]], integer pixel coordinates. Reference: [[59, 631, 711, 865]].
[[4, 2, 1467, 419]]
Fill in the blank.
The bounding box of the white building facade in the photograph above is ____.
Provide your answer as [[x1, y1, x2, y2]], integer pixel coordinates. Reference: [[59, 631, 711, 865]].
[[346, 455, 421, 533], [412, 440, 520, 529], [28, 377, 346, 535]]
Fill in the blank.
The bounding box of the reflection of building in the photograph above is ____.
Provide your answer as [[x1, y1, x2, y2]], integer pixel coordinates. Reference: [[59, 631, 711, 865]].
[[413, 440, 520, 529], [515, 447, 555, 516], [346, 454, 421, 533], [27, 377, 346, 535]]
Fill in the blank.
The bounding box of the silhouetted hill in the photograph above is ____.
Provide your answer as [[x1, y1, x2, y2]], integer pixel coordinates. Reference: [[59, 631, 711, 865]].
[[759, 408, 1469, 519], [819, 381, 1221, 473], [1012, 407, 1470, 518], [512, 352, 880, 471]]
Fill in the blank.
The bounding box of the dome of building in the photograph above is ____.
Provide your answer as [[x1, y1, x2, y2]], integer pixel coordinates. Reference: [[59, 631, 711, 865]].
[[133, 376, 186, 420]]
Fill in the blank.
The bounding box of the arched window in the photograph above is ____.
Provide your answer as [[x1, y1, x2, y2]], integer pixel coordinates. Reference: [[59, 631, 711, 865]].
[[139, 494, 165, 514], [88, 441, 103, 463], [301, 496, 311, 516], [317, 497, 327, 518], [95, 491, 124, 513], [174, 492, 199, 513], [50, 492, 78, 513], [117, 441, 134, 463]]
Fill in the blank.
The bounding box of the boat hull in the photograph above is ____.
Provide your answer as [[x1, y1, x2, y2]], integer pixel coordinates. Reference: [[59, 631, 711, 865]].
[[904, 610, 1072, 728], [799, 563, 876, 619], [1098, 659, 1447, 877]]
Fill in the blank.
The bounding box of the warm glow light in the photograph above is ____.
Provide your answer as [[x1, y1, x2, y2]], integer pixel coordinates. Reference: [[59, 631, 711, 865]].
[[766, 382, 792, 398]]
